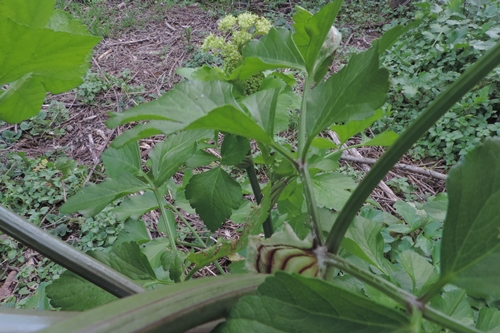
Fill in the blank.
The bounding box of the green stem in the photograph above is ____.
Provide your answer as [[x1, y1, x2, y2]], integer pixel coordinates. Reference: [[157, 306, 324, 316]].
[[166, 203, 206, 247], [298, 76, 313, 162], [418, 276, 450, 305], [143, 174, 177, 251], [324, 254, 482, 333], [299, 163, 324, 247], [214, 260, 226, 275], [245, 157, 273, 238], [325, 41, 500, 254], [0, 206, 145, 298], [270, 141, 299, 169]]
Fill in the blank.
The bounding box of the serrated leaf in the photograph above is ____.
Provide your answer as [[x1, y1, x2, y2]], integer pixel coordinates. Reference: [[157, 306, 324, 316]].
[[440, 139, 500, 295], [46, 271, 117, 311], [161, 250, 187, 283], [185, 167, 242, 231], [141, 238, 170, 270], [240, 87, 281, 137], [221, 134, 250, 166], [216, 272, 409, 333], [331, 109, 384, 145], [185, 150, 219, 168], [394, 200, 423, 231], [476, 308, 500, 332], [185, 105, 273, 144], [231, 28, 306, 80], [101, 142, 141, 178], [0, 9, 100, 123], [343, 216, 388, 274], [112, 191, 161, 221], [115, 219, 150, 245], [399, 250, 438, 296], [106, 80, 239, 128], [306, 43, 389, 141], [149, 131, 200, 186], [292, 1, 343, 75], [60, 173, 149, 216], [92, 242, 156, 281], [311, 172, 356, 211]]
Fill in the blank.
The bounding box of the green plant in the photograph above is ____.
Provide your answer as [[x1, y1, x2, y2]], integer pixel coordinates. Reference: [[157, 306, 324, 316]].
[[2, 1, 500, 332], [377, 0, 500, 165]]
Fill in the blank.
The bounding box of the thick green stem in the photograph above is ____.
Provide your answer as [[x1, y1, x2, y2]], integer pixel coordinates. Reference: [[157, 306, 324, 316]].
[[325, 41, 500, 254], [298, 76, 313, 162], [299, 163, 324, 247], [245, 158, 273, 238], [0, 206, 145, 297], [143, 174, 177, 251], [325, 254, 482, 333]]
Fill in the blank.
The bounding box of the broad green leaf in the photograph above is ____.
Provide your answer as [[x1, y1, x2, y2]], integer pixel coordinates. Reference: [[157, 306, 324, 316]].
[[393, 201, 423, 231], [423, 289, 474, 332], [0, 12, 100, 123], [112, 191, 161, 221], [424, 193, 448, 222], [240, 87, 281, 137], [361, 131, 399, 147], [106, 80, 239, 127], [185, 150, 219, 168], [101, 142, 141, 178], [331, 109, 384, 145], [440, 139, 500, 295], [161, 250, 187, 283], [46, 271, 117, 311], [476, 308, 500, 333], [342, 216, 388, 274], [216, 272, 409, 333], [90, 242, 156, 281], [0, 0, 54, 28], [311, 172, 356, 211], [221, 134, 250, 166], [141, 238, 170, 270], [115, 219, 150, 245], [23, 282, 52, 311], [306, 44, 389, 141], [185, 167, 242, 231], [60, 173, 149, 216], [185, 105, 273, 144], [45, 10, 94, 35], [149, 131, 201, 186], [292, 1, 343, 75], [230, 28, 306, 80], [398, 250, 438, 296]]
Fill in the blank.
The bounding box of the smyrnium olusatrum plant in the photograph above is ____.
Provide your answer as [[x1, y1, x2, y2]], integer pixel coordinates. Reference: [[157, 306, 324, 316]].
[[1, 1, 500, 332]]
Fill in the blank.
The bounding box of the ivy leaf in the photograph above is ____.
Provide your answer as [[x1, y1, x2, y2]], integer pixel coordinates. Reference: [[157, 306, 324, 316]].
[[311, 172, 356, 211], [46, 271, 117, 311], [60, 174, 150, 216], [0, 2, 100, 123], [230, 28, 306, 80], [221, 134, 250, 166], [185, 167, 242, 231], [149, 131, 202, 186], [306, 43, 389, 141], [101, 141, 142, 178], [440, 139, 500, 295], [292, 1, 343, 76], [215, 272, 409, 333]]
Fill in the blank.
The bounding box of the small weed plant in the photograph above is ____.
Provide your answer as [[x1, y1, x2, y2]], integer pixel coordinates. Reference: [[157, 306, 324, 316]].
[[1, 1, 500, 333]]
